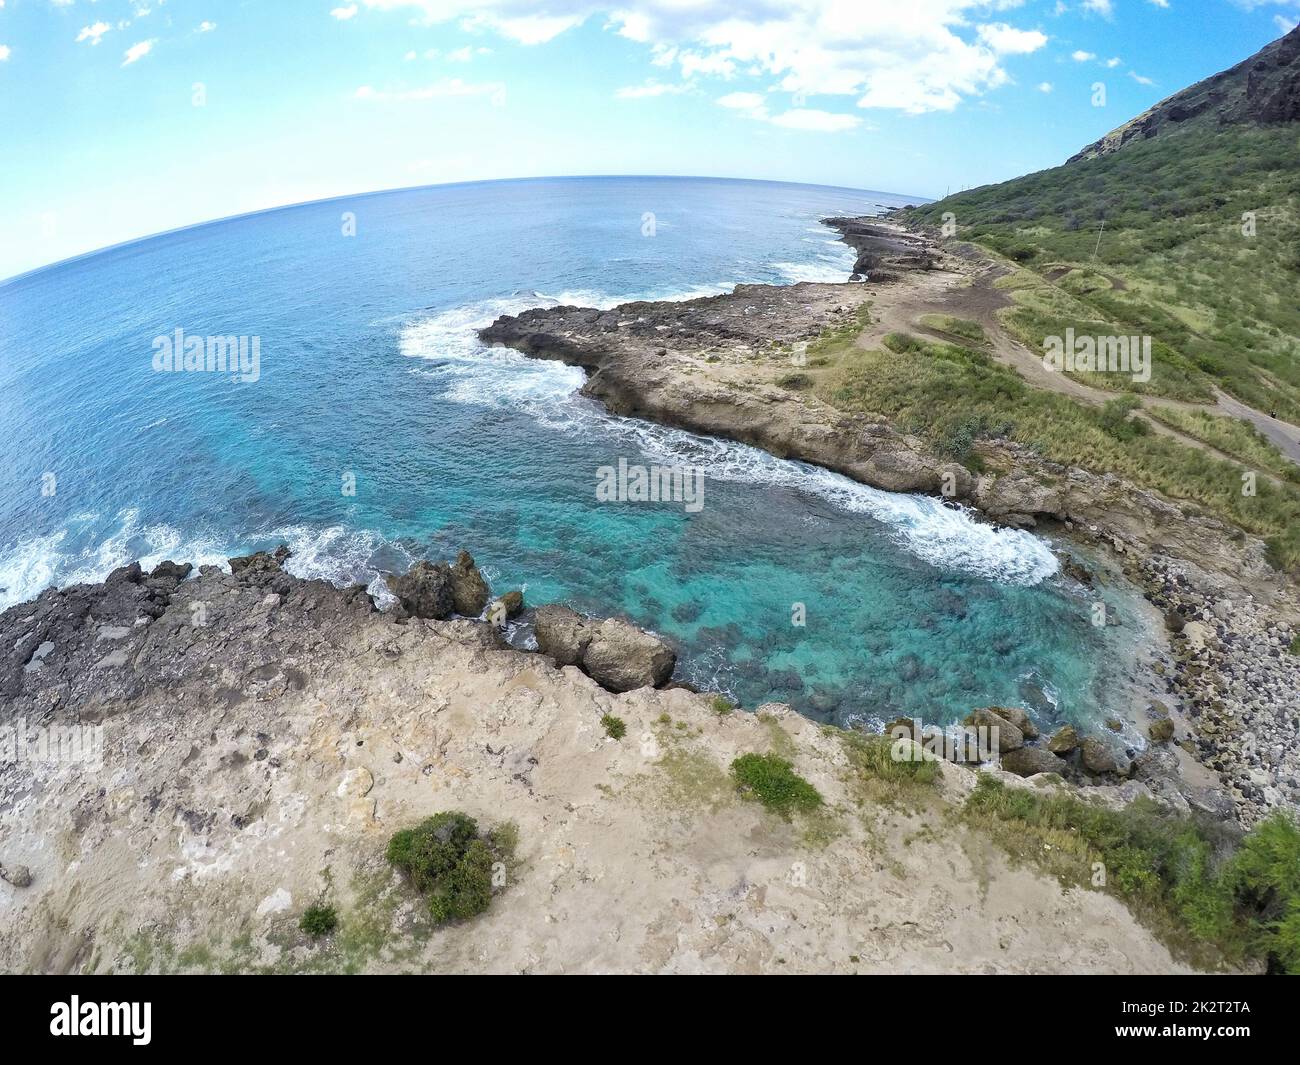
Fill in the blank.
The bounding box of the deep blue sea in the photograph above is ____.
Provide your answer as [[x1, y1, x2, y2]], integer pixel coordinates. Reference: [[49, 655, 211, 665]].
[[0, 175, 1146, 730]]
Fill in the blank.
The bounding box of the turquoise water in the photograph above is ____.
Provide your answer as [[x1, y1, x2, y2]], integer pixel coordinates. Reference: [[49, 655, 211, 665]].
[[0, 176, 1142, 728]]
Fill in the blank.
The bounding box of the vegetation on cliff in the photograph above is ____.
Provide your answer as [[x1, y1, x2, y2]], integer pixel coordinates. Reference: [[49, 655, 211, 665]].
[[967, 775, 1300, 973]]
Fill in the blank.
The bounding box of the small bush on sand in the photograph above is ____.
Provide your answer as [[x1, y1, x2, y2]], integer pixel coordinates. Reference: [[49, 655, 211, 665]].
[[299, 904, 338, 938], [385, 812, 513, 925], [601, 713, 627, 740], [731, 753, 822, 819]]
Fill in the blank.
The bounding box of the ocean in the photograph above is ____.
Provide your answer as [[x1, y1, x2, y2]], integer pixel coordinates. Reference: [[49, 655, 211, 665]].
[[0, 175, 1145, 729]]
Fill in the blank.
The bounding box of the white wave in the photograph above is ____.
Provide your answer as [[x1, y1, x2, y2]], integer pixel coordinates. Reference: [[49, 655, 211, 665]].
[[769, 260, 852, 284], [0, 509, 230, 612], [599, 417, 1059, 585], [0, 510, 417, 613]]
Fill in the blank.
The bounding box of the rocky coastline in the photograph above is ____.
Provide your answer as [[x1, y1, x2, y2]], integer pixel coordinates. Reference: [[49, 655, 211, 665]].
[[0, 546, 1219, 972]]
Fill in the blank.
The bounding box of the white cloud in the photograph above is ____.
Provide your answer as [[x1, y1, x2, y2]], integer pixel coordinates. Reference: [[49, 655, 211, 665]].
[[331, 4, 359, 19], [0, 45, 9, 63], [1071, 49, 1097, 61], [1037, 81, 1054, 92], [198, 21, 217, 33], [615, 80, 689, 98], [770, 107, 861, 131], [77, 23, 113, 46], [1105, 56, 1122, 67], [355, 2, 1055, 114], [717, 91, 859, 132], [1277, 14, 1299, 32], [355, 78, 506, 104], [1129, 71, 1155, 85], [977, 23, 1048, 54], [1082, 0, 1114, 16], [460, 13, 585, 44], [1148, 0, 1170, 7], [122, 39, 156, 66]]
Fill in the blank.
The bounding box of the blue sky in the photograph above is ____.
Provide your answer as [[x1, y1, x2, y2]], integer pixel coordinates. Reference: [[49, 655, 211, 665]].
[[1, 0, 1296, 280]]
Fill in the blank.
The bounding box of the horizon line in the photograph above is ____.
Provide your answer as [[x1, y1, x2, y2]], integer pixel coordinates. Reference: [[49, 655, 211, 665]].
[[2, 173, 934, 288]]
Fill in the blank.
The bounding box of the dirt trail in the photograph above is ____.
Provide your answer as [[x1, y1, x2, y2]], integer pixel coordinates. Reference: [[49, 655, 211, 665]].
[[853, 229, 1300, 470]]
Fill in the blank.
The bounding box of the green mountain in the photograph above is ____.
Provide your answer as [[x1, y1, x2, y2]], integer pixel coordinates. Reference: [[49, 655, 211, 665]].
[[905, 25, 1300, 425]]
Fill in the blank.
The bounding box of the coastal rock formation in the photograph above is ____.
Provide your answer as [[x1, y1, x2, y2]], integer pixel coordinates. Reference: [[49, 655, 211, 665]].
[[450, 551, 491, 618], [1000, 746, 1066, 778], [821, 218, 939, 280], [534, 604, 676, 692], [387, 560, 455, 619], [0, 555, 1198, 974]]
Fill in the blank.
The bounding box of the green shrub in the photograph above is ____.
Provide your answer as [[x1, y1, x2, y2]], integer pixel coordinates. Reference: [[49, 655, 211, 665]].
[[299, 904, 338, 937], [600, 713, 627, 740], [1288, 635, 1299, 656], [730, 753, 822, 818], [709, 695, 735, 716], [965, 775, 1300, 972], [776, 372, 813, 390], [385, 811, 512, 925]]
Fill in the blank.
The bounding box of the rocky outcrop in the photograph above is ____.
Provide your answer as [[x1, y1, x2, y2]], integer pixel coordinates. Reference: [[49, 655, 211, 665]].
[[450, 551, 491, 618], [1000, 747, 1066, 778], [386, 561, 455, 620], [534, 605, 676, 692], [1069, 25, 1300, 162], [1047, 725, 1079, 755], [965, 707, 1023, 752], [821, 218, 939, 280]]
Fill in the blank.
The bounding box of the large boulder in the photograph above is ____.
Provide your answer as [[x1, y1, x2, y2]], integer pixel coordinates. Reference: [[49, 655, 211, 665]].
[[449, 551, 491, 617], [965, 707, 1024, 752], [1047, 725, 1079, 754], [1148, 717, 1175, 743], [534, 605, 592, 667], [988, 705, 1039, 740], [1000, 746, 1065, 778], [583, 618, 677, 693], [387, 561, 455, 620], [534, 606, 675, 692], [488, 590, 525, 627], [1080, 736, 1120, 775]]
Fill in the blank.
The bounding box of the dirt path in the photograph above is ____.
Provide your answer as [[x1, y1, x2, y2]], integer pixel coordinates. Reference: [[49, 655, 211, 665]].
[[852, 228, 1300, 470]]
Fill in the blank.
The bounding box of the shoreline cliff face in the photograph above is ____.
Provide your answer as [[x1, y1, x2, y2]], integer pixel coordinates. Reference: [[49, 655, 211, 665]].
[[0, 550, 1202, 974]]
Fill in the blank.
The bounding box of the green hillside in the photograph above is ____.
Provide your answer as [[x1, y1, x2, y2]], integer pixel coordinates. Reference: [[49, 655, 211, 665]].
[[904, 122, 1300, 422]]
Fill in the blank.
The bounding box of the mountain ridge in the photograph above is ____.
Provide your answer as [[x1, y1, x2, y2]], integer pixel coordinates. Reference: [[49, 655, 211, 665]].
[[1070, 24, 1300, 161]]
